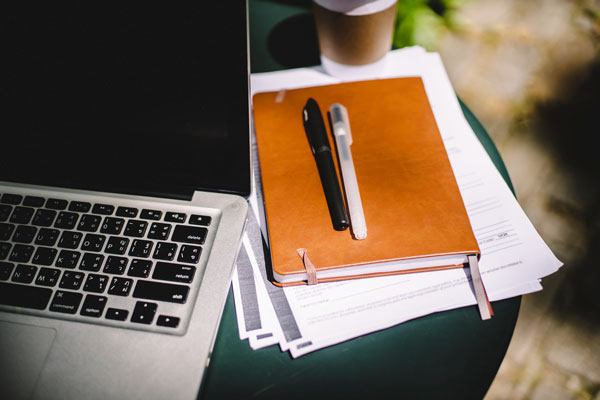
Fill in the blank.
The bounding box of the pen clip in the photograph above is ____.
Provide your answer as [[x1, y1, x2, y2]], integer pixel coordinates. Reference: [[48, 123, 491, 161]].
[[303, 98, 331, 155], [330, 103, 352, 145]]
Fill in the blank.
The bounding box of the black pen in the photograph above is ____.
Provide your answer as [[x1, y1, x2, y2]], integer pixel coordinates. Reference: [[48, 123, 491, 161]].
[[302, 98, 349, 231]]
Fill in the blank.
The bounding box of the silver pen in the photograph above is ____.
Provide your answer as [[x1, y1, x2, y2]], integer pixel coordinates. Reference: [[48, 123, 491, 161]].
[[329, 103, 367, 239]]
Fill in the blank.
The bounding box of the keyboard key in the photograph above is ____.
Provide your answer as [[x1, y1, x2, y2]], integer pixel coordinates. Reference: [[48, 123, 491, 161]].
[[49, 290, 83, 314], [124, 220, 147, 237], [0, 262, 15, 280], [79, 253, 104, 272], [108, 277, 133, 296], [171, 225, 207, 245], [9, 244, 34, 263], [32, 209, 57, 227], [1, 193, 23, 205], [12, 225, 37, 244], [54, 211, 79, 229], [105, 308, 129, 321], [165, 212, 186, 223], [152, 242, 177, 261], [0, 240, 11, 257], [128, 259, 152, 278], [104, 236, 129, 255], [45, 198, 68, 210], [116, 207, 138, 218], [152, 262, 195, 284], [77, 215, 101, 232], [178, 245, 202, 264], [129, 239, 153, 258], [131, 301, 157, 324], [55, 250, 81, 269], [100, 217, 125, 235], [148, 223, 171, 240], [23, 196, 45, 207], [32, 247, 58, 266], [83, 273, 109, 293], [12, 264, 38, 284], [35, 267, 61, 287], [140, 209, 162, 220], [58, 231, 83, 249], [0, 243, 11, 260], [59, 270, 85, 290], [189, 214, 212, 226], [92, 204, 115, 215], [69, 201, 91, 213], [103, 256, 128, 275], [35, 228, 60, 246], [0, 204, 13, 221], [157, 315, 180, 328], [0, 223, 15, 241], [81, 234, 106, 252], [133, 280, 189, 304], [10, 206, 35, 224], [80, 295, 108, 318], [0, 281, 52, 310]]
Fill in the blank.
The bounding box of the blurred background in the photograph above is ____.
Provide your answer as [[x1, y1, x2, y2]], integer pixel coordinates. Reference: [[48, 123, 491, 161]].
[[395, 0, 600, 398]]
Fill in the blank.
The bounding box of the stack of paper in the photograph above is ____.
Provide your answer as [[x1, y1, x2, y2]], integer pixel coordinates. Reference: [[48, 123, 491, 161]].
[[231, 47, 562, 358]]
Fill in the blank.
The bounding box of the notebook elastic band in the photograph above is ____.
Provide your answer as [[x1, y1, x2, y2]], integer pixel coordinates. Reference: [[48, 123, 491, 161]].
[[297, 248, 318, 285]]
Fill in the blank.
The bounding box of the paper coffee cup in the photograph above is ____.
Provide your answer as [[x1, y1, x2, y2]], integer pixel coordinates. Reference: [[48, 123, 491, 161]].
[[313, 0, 397, 77]]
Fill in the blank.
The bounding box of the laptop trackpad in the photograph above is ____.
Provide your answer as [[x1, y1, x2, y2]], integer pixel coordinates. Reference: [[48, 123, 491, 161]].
[[0, 321, 57, 400]]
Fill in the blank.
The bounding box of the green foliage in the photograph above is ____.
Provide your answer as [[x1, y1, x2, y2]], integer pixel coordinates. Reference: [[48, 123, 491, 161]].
[[393, 0, 466, 50]]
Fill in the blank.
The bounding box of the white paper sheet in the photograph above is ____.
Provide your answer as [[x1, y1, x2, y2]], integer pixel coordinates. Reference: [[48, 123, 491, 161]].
[[231, 46, 561, 357]]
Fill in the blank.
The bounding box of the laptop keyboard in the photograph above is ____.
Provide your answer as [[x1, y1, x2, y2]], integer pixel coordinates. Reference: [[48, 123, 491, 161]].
[[0, 191, 216, 335]]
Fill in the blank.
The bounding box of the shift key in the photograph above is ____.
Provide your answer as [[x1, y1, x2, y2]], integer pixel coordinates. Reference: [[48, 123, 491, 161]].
[[171, 225, 207, 245], [133, 280, 189, 304]]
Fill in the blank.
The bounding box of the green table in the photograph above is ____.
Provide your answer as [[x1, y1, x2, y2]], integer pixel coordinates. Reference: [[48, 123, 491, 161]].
[[200, 2, 520, 399]]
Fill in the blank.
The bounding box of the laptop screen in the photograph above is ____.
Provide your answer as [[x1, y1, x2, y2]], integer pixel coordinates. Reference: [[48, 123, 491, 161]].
[[2, 4, 250, 199]]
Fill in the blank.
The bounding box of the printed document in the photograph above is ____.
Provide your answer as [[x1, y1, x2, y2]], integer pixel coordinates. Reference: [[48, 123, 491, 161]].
[[231, 47, 562, 357]]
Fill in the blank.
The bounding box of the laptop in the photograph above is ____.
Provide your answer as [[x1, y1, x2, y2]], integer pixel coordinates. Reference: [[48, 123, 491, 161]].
[[0, 3, 250, 399]]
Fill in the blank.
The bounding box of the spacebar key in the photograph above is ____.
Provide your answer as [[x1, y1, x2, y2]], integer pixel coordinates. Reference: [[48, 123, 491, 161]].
[[0, 282, 52, 310], [132, 280, 189, 304]]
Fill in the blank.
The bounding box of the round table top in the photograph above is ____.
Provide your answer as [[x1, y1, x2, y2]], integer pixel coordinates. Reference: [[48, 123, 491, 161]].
[[200, 2, 520, 399]]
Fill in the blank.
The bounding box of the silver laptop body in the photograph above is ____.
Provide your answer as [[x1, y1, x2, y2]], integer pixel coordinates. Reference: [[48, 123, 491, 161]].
[[0, 3, 250, 399]]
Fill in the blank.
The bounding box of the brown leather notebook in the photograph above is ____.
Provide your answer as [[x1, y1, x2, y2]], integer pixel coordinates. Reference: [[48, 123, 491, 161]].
[[253, 77, 490, 317]]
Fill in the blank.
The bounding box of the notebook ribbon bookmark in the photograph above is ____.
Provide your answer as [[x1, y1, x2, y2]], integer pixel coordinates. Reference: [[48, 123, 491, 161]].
[[468, 255, 493, 320]]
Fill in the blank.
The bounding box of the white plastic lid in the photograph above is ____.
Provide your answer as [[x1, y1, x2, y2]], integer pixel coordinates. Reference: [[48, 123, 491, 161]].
[[313, 0, 397, 15]]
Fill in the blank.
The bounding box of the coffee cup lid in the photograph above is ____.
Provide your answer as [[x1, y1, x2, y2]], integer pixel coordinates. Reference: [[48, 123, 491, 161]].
[[313, 0, 397, 15]]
